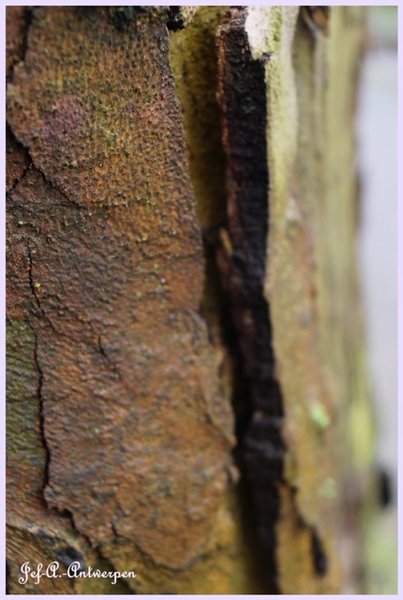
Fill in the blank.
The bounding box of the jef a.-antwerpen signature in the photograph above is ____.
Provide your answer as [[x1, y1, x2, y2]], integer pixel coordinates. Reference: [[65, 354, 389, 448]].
[[19, 561, 136, 586]]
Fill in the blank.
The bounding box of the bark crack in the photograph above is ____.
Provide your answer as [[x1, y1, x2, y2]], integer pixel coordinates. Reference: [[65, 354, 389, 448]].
[[59, 508, 93, 549], [6, 124, 33, 196], [33, 329, 50, 492], [214, 10, 283, 590], [27, 242, 58, 333], [34, 161, 80, 208], [7, 162, 32, 196], [6, 121, 81, 210]]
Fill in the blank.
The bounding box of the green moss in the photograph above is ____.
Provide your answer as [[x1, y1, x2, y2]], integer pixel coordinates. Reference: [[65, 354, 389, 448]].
[[269, 8, 283, 49], [309, 402, 331, 433], [318, 477, 337, 499]]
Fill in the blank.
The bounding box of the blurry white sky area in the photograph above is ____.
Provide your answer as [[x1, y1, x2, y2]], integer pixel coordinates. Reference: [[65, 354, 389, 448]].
[[355, 6, 397, 594]]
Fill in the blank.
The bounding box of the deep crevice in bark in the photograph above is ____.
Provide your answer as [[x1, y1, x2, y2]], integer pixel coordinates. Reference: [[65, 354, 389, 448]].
[[170, 6, 329, 591], [217, 9, 329, 585], [215, 9, 283, 592], [170, 6, 282, 592]]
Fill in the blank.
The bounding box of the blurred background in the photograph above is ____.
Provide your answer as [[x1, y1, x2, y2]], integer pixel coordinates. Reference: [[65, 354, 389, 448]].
[[355, 6, 397, 594]]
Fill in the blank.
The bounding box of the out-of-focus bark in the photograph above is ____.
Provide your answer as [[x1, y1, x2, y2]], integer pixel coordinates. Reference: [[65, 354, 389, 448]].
[[6, 6, 371, 594]]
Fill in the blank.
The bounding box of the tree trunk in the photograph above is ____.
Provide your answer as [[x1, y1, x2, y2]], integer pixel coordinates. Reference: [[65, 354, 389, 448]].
[[6, 6, 371, 594]]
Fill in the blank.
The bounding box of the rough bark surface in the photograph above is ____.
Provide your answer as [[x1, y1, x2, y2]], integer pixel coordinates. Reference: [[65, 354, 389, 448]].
[[7, 5, 369, 594], [7, 6, 236, 593]]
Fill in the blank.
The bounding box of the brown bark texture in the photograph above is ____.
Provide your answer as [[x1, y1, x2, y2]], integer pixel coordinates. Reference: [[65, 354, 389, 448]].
[[6, 6, 370, 594]]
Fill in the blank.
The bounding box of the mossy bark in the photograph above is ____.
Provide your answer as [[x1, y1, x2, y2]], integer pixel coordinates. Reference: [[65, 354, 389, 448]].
[[7, 6, 371, 594]]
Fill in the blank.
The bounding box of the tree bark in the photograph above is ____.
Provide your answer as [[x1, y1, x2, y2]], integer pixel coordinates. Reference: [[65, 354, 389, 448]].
[[6, 6, 371, 594]]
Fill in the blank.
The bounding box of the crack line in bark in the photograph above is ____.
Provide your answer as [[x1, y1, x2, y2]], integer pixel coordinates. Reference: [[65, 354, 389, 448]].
[[25, 142, 80, 208], [6, 120, 81, 210], [7, 162, 32, 197], [59, 508, 93, 550], [6, 163, 32, 198], [58, 509, 136, 593], [33, 329, 50, 492], [27, 242, 58, 333], [5, 125, 33, 196]]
